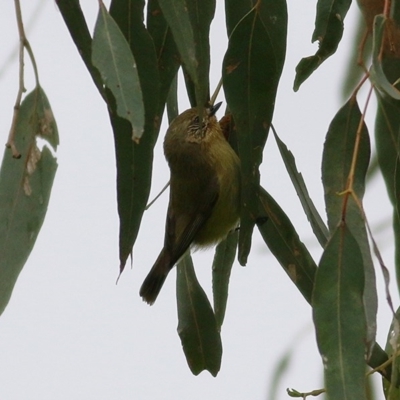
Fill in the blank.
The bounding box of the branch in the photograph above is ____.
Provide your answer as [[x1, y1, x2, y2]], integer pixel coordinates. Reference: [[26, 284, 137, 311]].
[[7, 0, 40, 158]]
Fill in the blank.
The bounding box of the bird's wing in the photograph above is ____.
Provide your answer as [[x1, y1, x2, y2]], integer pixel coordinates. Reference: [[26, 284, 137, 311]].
[[164, 174, 219, 267]]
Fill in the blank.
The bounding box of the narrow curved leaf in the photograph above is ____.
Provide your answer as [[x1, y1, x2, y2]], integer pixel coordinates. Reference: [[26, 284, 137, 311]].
[[369, 342, 393, 384], [313, 222, 366, 400], [341, 12, 370, 100], [393, 1, 400, 24], [157, 0, 215, 109], [92, 2, 145, 141], [370, 15, 400, 100], [294, 0, 352, 91], [166, 73, 178, 123], [212, 229, 238, 331], [375, 91, 400, 294], [177, 253, 222, 376], [223, 1, 287, 265], [322, 98, 369, 228], [146, 0, 180, 108], [273, 128, 329, 247], [109, 0, 160, 271], [383, 307, 400, 397], [257, 187, 317, 304], [256, 186, 389, 379], [322, 97, 376, 354], [0, 87, 58, 315], [56, 0, 105, 99], [371, 8, 400, 297], [224, 0, 252, 37]]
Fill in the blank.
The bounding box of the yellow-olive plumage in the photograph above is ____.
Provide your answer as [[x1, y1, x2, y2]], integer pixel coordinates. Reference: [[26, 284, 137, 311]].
[[140, 103, 240, 305]]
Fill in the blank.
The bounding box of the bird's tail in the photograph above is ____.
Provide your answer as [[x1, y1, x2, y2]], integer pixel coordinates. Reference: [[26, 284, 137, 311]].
[[140, 249, 171, 305]]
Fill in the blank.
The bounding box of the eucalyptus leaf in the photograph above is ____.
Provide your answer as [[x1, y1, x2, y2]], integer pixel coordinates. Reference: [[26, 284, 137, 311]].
[[294, 0, 352, 91], [370, 15, 400, 100], [0, 87, 58, 315], [92, 2, 145, 141], [257, 187, 317, 304], [273, 128, 329, 247], [223, 2, 287, 265], [157, 0, 215, 110], [322, 98, 376, 353], [313, 222, 366, 400], [176, 253, 222, 376], [212, 230, 238, 331]]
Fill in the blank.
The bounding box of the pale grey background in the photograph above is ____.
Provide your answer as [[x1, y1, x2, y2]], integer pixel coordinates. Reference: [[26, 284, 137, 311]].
[[0, 1, 396, 399]]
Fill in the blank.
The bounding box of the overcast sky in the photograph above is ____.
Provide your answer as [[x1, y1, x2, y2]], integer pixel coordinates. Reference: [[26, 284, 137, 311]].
[[0, 1, 396, 399]]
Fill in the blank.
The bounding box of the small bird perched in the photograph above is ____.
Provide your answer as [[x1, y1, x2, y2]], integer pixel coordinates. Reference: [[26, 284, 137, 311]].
[[140, 102, 241, 305]]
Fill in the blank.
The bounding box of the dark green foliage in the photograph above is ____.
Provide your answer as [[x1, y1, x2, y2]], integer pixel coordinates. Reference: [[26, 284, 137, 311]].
[[0, 87, 58, 315], [4, 1, 400, 397]]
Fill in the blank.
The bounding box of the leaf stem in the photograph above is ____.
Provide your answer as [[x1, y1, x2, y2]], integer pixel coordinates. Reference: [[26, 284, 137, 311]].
[[7, 0, 40, 158], [145, 181, 170, 210], [341, 86, 373, 218], [367, 349, 400, 376], [383, 0, 392, 18], [348, 86, 373, 189], [210, 78, 223, 106]]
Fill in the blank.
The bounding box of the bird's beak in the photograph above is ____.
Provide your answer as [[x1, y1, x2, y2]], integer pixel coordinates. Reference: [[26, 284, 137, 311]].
[[209, 102, 223, 117]]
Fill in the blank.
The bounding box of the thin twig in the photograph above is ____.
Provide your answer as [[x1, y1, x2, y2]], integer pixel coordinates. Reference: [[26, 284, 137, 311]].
[[365, 212, 397, 316], [340, 86, 373, 217], [7, 0, 40, 158], [0, 0, 45, 79], [353, 72, 370, 98], [145, 181, 170, 210], [210, 78, 223, 106], [349, 86, 373, 184], [383, 0, 391, 17], [287, 387, 325, 399], [367, 349, 400, 376]]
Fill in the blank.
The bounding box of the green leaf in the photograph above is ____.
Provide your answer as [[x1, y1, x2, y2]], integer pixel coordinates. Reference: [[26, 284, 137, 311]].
[[322, 98, 376, 352], [256, 187, 391, 381], [176, 253, 222, 376], [370, 15, 400, 100], [146, 0, 180, 109], [257, 187, 317, 304], [375, 90, 400, 293], [157, 0, 215, 110], [313, 222, 367, 400], [0, 87, 58, 315], [372, 14, 400, 294], [273, 128, 329, 247], [224, 0, 252, 37], [369, 342, 393, 384], [294, 0, 352, 91], [322, 97, 369, 231], [223, 1, 287, 265], [212, 230, 238, 331], [56, 0, 105, 99], [109, 0, 160, 271], [224, 0, 287, 72], [181, 65, 198, 108], [383, 307, 400, 398], [341, 12, 370, 100], [393, 2, 400, 24], [166, 72, 178, 123], [92, 2, 145, 141], [109, 113, 156, 273]]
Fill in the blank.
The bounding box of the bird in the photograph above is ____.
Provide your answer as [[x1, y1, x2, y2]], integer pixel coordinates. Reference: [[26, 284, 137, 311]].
[[139, 102, 241, 305]]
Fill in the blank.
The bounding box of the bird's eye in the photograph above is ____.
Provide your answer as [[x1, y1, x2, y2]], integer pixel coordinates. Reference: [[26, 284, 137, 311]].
[[193, 116, 200, 125]]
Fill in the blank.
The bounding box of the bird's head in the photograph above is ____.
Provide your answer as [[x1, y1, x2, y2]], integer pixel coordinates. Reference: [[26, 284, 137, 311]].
[[168, 102, 223, 144]]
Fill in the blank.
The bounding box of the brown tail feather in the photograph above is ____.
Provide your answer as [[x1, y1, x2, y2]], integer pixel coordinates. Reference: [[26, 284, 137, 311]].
[[140, 249, 171, 305]]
